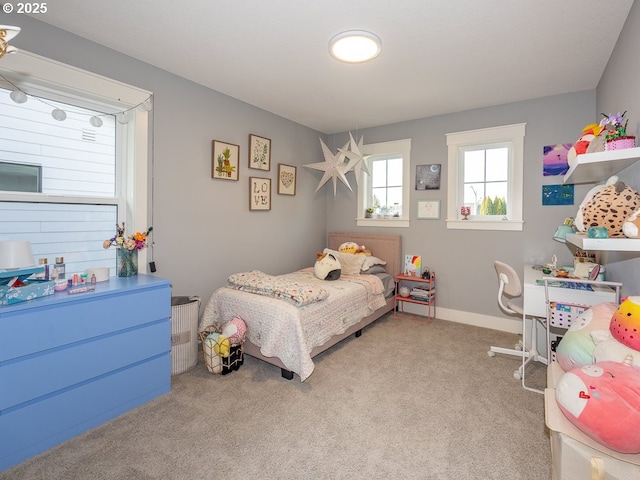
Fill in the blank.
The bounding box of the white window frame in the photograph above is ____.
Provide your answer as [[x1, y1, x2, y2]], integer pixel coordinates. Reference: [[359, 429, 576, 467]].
[[0, 50, 151, 269], [446, 123, 525, 231], [357, 138, 411, 228]]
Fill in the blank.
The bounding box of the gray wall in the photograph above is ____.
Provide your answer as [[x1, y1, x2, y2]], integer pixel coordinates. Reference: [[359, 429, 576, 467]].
[[8, 4, 640, 325], [597, 0, 640, 291], [327, 91, 597, 320], [10, 16, 329, 304]]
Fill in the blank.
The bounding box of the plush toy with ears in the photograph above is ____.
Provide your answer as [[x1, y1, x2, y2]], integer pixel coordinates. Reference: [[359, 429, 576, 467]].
[[567, 124, 605, 167], [580, 178, 640, 237]]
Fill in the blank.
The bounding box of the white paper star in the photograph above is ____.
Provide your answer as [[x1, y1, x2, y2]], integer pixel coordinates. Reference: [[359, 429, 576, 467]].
[[339, 132, 370, 187], [304, 139, 352, 196]]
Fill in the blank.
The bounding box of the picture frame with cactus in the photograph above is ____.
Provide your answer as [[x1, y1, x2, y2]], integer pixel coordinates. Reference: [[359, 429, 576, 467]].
[[212, 140, 239, 181], [248, 134, 271, 171]]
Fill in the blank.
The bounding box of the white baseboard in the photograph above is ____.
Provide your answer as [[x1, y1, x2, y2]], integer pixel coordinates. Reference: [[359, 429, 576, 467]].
[[398, 303, 521, 334]]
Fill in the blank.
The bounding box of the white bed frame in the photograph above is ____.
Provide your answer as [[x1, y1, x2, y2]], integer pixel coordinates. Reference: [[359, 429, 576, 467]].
[[243, 231, 402, 379]]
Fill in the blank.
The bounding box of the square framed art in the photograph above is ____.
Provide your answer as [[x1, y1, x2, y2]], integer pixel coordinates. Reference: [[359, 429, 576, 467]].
[[277, 164, 296, 196], [212, 140, 239, 181], [416, 164, 441, 190], [249, 134, 271, 171], [249, 177, 271, 211], [417, 200, 440, 219]]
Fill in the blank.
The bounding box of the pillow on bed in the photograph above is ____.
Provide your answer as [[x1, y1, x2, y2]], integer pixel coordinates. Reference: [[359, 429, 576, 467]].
[[323, 248, 366, 275], [361, 255, 386, 272], [362, 264, 386, 274]]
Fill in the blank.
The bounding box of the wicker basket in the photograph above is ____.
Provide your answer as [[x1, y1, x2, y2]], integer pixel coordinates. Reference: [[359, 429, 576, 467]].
[[548, 301, 588, 329], [199, 325, 245, 375]]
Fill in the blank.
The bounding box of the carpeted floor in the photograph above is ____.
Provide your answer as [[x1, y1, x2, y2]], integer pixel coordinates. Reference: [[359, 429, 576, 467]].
[[1, 312, 551, 480]]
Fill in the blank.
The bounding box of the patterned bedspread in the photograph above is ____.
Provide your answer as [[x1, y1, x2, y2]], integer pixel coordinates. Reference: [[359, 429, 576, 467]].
[[198, 269, 386, 381]]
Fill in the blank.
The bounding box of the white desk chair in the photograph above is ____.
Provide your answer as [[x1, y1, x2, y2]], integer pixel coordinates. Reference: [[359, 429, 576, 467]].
[[488, 261, 547, 394]]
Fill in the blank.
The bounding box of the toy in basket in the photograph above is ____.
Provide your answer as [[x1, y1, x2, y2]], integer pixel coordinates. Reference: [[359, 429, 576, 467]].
[[199, 316, 247, 375]]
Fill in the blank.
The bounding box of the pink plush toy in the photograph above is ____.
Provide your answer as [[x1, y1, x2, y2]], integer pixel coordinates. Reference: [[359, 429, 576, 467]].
[[555, 357, 640, 453]]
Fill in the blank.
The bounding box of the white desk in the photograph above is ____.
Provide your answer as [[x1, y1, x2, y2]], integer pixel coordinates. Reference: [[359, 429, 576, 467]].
[[523, 264, 617, 318]]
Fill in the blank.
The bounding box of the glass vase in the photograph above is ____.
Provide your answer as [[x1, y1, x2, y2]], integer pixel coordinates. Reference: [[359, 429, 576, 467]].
[[116, 248, 138, 277]]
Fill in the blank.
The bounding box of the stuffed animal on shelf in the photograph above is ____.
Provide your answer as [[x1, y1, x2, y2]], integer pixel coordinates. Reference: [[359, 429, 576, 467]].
[[622, 206, 640, 238], [567, 123, 605, 167], [579, 178, 640, 237], [574, 176, 618, 233], [314, 252, 341, 281]]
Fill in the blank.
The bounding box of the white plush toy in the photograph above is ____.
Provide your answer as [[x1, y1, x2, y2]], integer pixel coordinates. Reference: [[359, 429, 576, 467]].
[[575, 175, 618, 233]]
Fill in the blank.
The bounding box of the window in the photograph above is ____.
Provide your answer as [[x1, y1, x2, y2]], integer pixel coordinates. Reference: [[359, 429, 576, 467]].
[[0, 50, 151, 274], [446, 124, 525, 231], [357, 138, 411, 228]]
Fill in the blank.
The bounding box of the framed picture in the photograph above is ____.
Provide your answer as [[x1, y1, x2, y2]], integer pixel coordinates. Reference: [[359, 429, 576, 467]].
[[277, 163, 296, 196], [417, 200, 440, 219], [212, 140, 239, 181], [249, 177, 271, 211], [416, 164, 441, 190], [249, 134, 271, 171]]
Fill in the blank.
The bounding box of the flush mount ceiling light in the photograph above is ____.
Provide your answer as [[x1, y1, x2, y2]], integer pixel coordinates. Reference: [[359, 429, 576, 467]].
[[0, 25, 21, 59], [329, 30, 381, 63]]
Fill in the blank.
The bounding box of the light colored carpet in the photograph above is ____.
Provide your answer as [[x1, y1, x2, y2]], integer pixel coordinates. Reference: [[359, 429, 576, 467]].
[[1, 312, 551, 480]]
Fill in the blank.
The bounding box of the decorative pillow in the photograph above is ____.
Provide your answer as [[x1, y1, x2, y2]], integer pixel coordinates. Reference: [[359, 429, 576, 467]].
[[610, 296, 640, 351], [555, 302, 618, 372], [362, 264, 386, 274], [361, 255, 386, 272], [323, 248, 366, 275], [555, 358, 640, 453]]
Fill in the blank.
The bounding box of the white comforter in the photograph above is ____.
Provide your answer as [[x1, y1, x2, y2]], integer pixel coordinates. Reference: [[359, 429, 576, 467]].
[[199, 269, 386, 381]]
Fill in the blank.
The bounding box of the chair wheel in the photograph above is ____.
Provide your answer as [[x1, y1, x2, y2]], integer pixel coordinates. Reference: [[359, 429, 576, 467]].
[[513, 370, 522, 380], [488, 351, 495, 357]]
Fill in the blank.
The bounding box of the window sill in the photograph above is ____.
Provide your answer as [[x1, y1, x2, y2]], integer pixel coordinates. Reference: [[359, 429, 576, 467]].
[[446, 219, 523, 231], [357, 217, 410, 228]]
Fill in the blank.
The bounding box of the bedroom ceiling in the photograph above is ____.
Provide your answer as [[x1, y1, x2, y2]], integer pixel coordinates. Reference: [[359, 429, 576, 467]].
[[19, 0, 634, 134]]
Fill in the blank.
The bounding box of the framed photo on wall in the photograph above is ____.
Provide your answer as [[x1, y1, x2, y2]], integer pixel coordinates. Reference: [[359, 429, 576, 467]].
[[416, 164, 441, 190], [249, 177, 271, 211], [277, 164, 296, 196], [212, 140, 239, 181], [249, 134, 271, 171], [417, 200, 440, 219]]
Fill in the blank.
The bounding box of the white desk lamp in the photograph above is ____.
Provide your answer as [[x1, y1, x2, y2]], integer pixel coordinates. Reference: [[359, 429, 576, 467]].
[[0, 240, 35, 271]]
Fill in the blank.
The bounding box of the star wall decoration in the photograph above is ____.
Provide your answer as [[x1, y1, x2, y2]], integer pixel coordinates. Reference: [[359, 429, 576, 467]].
[[304, 132, 371, 196], [304, 139, 352, 196], [339, 132, 370, 188]]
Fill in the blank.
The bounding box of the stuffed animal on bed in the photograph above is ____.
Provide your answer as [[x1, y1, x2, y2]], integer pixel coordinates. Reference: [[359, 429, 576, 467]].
[[338, 242, 371, 255], [555, 357, 640, 453], [609, 296, 640, 351], [314, 252, 341, 281]]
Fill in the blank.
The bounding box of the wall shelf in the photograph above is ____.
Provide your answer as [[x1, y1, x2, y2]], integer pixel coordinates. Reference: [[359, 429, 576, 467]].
[[565, 233, 640, 252], [563, 146, 640, 185]]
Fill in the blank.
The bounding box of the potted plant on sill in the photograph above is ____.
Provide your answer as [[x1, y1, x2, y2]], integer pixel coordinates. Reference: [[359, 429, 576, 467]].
[[365, 207, 374, 218]]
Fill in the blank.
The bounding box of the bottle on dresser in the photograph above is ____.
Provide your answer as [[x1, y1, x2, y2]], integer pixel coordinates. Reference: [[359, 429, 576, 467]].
[[34, 258, 49, 280], [53, 257, 66, 279]]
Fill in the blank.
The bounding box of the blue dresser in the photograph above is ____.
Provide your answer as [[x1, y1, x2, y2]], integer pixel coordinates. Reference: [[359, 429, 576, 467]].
[[0, 274, 172, 472]]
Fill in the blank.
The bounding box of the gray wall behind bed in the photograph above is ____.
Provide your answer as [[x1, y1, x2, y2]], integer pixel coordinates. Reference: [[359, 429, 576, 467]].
[[10, 3, 640, 330]]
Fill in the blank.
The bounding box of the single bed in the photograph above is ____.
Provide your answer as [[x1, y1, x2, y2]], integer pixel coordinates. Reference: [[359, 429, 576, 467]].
[[198, 232, 401, 381]]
